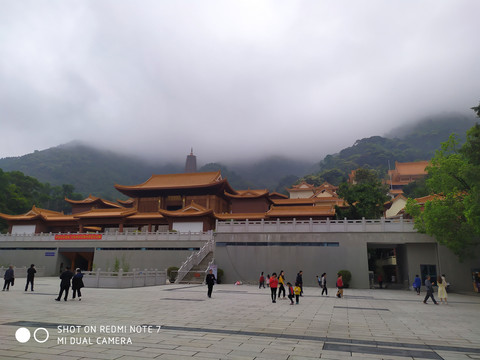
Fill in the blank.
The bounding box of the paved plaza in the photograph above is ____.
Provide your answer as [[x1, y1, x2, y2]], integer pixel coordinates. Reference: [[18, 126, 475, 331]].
[[1, 277, 480, 360]]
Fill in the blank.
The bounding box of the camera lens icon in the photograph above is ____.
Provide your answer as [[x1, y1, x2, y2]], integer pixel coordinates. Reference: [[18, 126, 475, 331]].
[[15, 327, 49, 343]]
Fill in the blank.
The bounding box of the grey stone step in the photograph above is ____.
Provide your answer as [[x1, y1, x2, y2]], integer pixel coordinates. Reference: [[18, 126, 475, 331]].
[[178, 252, 213, 284]]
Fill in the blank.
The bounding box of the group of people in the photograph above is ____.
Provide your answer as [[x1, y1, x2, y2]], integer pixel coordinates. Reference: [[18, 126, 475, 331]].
[[259, 271, 304, 304], [318, 272, 345, 298], [258, 271, 347, 303], [413, 274, 448, 305], [55, 267, 85, 301], [2, 263, 86, 301], [3, 264, 37, 292]]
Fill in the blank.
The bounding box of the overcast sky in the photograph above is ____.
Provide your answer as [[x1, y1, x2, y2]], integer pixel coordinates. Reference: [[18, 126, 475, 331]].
[[1, 1, 479, 163]]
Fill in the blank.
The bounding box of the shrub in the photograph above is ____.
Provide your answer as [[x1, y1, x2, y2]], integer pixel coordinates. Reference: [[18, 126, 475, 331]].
[[167, 266, 179, 283], [217, 268, 224, 284], [338, 270, 352, 288]]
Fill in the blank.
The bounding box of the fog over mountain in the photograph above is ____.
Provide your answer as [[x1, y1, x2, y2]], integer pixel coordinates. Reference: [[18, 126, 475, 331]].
[[1, 1, 479, 162]]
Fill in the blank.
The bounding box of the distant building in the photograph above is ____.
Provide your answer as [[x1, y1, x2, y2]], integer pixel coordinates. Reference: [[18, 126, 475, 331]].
[[386, 161, 430, 196], [184, 148, 197, 173], [0, 171, 340, 235]]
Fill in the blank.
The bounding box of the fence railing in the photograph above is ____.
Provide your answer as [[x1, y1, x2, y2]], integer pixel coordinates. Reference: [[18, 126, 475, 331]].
[[0, 230, 214, 242], [82, 268, 167, 288], [215, 217, 415, 233], [175, 238, 215, 284], [0, 266, 46, 277]]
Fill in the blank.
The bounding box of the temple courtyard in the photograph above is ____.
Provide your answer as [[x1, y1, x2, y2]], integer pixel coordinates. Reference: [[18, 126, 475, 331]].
[[0, 278, 479, 360]]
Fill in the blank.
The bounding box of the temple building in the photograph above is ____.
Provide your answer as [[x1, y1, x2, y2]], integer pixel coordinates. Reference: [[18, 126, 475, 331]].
[[385, 161, 430, 196], [0, 171, 342, 235]]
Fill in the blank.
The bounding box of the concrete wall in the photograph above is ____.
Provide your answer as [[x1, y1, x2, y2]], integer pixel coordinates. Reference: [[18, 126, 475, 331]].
[[214, 232, 371, 288], [0, 245, 59, 276], [0, 237, 209, 276], [214, 232, 436, 289], [1, 229, 478, 292], [92, 249, 196, 271], [437, 245, 480, 292]]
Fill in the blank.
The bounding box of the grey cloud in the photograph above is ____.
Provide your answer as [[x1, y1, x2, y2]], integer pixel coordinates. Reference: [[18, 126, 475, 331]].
[[0, 0, 479, 163]]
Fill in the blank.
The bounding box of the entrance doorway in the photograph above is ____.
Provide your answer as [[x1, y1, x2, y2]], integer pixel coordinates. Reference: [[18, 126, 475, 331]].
[[58, 248, 94, 271], [368, 244, 407, 289], [420, 264, 437, 284]]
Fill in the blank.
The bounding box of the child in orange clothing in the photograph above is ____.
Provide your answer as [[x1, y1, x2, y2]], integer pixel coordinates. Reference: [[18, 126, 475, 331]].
[[294, 283, 301, 304]]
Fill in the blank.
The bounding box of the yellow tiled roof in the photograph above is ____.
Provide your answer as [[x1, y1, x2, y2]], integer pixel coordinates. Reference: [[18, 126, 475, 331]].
[[116, 171, 223, 190]]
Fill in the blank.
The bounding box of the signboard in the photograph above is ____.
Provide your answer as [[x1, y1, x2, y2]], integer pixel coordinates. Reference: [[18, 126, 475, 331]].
[[54, 234, 102, 240], [45, 252, 55, 256]]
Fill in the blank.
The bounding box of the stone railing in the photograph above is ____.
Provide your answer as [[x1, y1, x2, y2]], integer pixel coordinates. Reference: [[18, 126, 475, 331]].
[[82, 269, 167, 288], [175, 238, 215, 284], [0, 266, 46, 277], [0, 230, 214, 242], [216, 217, 415, 233]]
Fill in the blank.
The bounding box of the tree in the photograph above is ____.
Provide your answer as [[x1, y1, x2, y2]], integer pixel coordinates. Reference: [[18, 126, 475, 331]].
[[402, 176, 430, 198], [335, 168, 389, 219], [0, 169, 83, 232], [405, 111, 480, 260]]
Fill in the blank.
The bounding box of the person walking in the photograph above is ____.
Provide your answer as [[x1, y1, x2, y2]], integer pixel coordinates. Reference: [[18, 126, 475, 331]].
[[25, 264, 36, 292], [437, 276, 448, 304], [296, 271, 303, 296], [336, 273, 344, 298], [3, 265, 14, 291], [287, 282, 295, 305], [320, 273, 328, 296], [294, 283, 301, 304], [277, 271, 286, 300], [55, 266, 74, 301], [412, 274, 421, 295], [423, 275, 438, 305], [71, 268, 84, 301], [259, 272, 265, 289], [205, 269, 216, 298], [269, 273, 278, 303]]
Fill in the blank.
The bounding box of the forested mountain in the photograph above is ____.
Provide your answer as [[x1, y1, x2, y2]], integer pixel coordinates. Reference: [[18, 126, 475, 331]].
[[0, 143, 311, 199], [300, 113, 477, 185], [0, 142, 183, 200], [0, 112, 477, 200]]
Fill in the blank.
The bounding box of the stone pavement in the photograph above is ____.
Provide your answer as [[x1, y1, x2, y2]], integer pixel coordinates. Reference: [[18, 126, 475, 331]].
[[1, 277, 480, 360]]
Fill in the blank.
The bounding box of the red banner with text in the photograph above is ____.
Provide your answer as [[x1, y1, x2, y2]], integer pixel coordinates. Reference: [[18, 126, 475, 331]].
[[54, 234, 102, 240]]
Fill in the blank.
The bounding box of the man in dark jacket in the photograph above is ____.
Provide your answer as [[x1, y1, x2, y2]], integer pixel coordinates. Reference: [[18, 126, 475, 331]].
[[55, 267, 74, 301], [25, 264, 36, 292], [3, 265, 14, 291], [205, 269, 216, 298], [423, 275, 438, 305], [71, 268, 84, 301]]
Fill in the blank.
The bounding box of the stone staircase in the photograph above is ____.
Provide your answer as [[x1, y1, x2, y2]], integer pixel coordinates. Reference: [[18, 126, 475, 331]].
[[177, 251, 213, 284]]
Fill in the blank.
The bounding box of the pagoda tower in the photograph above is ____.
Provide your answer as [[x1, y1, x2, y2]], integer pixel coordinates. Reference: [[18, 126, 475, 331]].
[[184, 148, 197, 173]]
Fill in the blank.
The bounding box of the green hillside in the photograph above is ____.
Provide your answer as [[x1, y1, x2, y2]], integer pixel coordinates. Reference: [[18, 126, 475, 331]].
[[300, 113, 477, 185], [0, 143, 311, 198], [0, 142, 182, 200], [0, 112, 477, 199]]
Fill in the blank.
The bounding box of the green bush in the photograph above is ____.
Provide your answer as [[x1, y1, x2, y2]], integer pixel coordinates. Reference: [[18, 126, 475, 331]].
[[337, 270, 352, 288], [167, 266, 179, 283], [217, 268, 224, 284]]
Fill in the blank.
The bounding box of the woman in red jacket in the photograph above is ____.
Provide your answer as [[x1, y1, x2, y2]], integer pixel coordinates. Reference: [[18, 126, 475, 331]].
[[269, 273, 278, 303]]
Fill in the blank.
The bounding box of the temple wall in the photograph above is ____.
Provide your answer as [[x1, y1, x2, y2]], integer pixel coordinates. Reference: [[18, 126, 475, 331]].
[[214, 231, 479, 292]]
